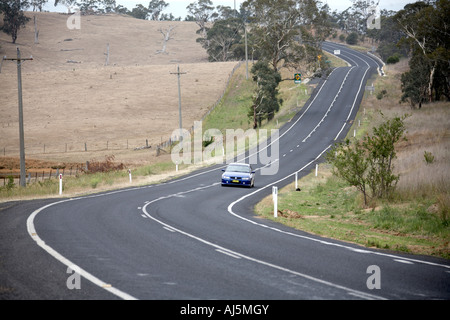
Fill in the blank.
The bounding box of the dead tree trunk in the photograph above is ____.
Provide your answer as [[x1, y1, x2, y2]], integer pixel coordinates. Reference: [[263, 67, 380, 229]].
[[428, 61, 436, 102], [34, 16, 39, 44], [157, 26, 176, 54], [104, 43, 109, 66]]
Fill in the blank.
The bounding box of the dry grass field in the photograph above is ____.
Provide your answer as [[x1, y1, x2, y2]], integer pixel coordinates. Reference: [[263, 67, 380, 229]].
[[363, 59, 450, 205], [0, 12, 239, 171]]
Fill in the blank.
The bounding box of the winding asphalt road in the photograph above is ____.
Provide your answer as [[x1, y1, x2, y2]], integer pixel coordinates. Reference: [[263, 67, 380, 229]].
[[1, 42, 449, 302]]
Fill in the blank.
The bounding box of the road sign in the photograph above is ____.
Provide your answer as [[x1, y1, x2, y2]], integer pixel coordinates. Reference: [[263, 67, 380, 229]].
[[294, 73, 301, 84]]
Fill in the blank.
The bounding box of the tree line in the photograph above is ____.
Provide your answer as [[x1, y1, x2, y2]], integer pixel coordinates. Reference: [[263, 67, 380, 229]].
[[328, 0, 449, 109], [395, 0, 449, 108], [2, 0, 448, 114], [185, 0, 333, 128], [181, 0, 334, 128], [325, 0, 448, 206]]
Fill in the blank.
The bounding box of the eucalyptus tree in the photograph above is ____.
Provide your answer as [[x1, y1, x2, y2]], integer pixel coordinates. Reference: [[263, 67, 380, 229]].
[[186, 0, 218, 49], [242, 0, 304, 72], [249, 61, 282, 128], [148, 0, 168, 20], [242, 0, 331, 73], [29, 0, 47, 11], [205, 17, 243, 62], [396, 0, 450, 106], [0, 0, 30, 43]]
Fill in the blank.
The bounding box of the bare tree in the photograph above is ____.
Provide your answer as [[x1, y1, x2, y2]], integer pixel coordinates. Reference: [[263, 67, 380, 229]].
[[156, 25, 176, 54], [34, 15, 39, 44]]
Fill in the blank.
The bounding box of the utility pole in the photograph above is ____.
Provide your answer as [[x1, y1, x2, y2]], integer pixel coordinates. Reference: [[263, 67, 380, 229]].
[[170, 65, 187, 149], [3, 48, 33, 187], [245, 23, 249, 80]]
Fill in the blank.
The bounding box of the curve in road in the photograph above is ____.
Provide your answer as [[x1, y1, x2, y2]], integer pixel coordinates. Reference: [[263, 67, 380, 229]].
[[23, 42, 450, 300]]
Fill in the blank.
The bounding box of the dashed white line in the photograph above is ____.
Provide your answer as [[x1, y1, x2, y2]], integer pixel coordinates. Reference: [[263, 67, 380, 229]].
[[142, 186, 386, 300], [302, 67, 355, 143]]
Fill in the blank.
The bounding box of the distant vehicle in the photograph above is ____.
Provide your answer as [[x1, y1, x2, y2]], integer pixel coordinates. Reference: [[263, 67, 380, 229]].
[[221, 163, 255, 188]]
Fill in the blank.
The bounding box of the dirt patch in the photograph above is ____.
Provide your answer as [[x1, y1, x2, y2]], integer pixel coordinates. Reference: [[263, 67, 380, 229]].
[[278, 209, 304, 219]]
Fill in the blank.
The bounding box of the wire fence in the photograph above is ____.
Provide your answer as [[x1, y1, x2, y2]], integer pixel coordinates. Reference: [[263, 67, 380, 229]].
[[1, 61, 244, 158], [0, 166, 83, 186], [1, 138, 159, 157]]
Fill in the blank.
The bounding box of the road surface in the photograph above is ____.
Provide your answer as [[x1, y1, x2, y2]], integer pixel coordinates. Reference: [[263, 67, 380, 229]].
[[1, 43, 449, 304]]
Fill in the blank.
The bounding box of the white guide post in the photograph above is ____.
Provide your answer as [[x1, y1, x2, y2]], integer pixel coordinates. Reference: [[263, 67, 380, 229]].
[[272, 186, 278, 218], [59, 174, 63, 195]]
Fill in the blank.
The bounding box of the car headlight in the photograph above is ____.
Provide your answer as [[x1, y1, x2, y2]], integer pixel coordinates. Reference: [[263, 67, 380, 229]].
[[241, 177, 250, 181], [222, 175, 230, 179]]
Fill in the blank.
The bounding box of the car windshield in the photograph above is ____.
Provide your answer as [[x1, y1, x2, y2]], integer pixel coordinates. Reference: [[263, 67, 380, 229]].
[[226, 165, 250, 173]]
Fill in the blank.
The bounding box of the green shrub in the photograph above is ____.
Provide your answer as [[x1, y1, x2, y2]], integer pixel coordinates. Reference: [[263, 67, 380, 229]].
[[326, 114, 408, 206], [423, 151, 435, 164], [346, 32, 358, 45], [5, 176, 15, 191], [386, 54, 400, 64], [90, 177, 101, 188], [376, 89, 387, 100]]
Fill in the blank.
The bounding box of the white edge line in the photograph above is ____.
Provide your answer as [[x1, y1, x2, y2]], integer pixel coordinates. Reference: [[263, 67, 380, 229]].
[[335, 123, 347, 140], [216, 249, 241, 259], [26, 199, 138, 300]]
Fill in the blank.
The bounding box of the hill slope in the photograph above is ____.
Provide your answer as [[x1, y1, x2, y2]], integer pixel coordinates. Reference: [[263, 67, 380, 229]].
[[0, 12, 239, 167], [1, 12, 209, 71]]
